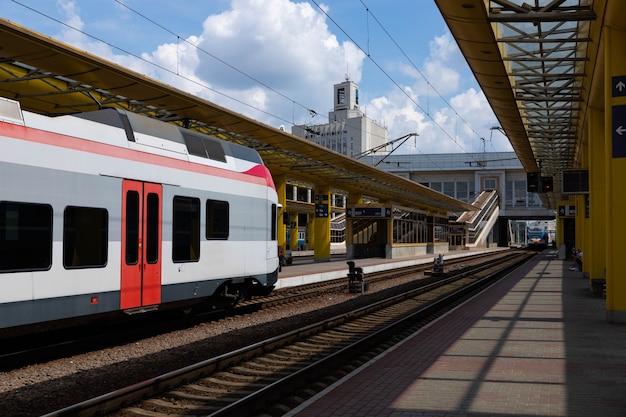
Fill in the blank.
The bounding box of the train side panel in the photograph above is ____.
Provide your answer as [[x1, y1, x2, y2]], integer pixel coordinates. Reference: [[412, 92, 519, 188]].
[[0, 102, 278, 331], [0, 162, 123, 328]]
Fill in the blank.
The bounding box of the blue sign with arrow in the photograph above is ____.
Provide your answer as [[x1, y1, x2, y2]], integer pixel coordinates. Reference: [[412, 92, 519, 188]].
[[612, 76, 626, 97], [612, 105, 626, 158]]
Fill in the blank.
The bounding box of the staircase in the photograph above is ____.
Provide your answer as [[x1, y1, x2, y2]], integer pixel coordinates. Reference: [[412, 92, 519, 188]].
[[452, 190, 499, 248]]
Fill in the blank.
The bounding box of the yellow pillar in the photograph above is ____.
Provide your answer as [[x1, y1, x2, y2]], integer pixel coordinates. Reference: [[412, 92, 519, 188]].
[[605, 26, 626, 320], [587, 108, 606, 282], [556, 200, 573, 251], [556, 206, 564, 249], [346, 192, 363, 259], [308, 214, 315, 250], [289, 213, 299, 251], [577, 140, 590, 277], [381, 200, 393, 259], [313, 183, 331, 262], [575, 194, 586, 268], [274, 174, 287, 255]]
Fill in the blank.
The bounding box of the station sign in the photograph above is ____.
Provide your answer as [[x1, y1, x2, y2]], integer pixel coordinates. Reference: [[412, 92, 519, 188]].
[[315, 203, 329, 218], [346, 207, 391, 218], [612, 75, 626, 97], [612, 105, 626, 158], [561, 169, 589, 194], [558, 205, 576, 217]]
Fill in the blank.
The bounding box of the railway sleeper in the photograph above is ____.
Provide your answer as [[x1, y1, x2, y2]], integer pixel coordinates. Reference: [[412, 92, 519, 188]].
[[199, 376, 267, 388], [142, 398, 219, 413], [226, 365, 290, 377], [169, 389, 245, 403], [206, 372, 262, 383], [253, 355, 302, 366]]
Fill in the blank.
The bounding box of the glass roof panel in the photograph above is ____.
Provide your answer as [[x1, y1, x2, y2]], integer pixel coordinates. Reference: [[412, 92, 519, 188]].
[[488, 0, 593, 176]]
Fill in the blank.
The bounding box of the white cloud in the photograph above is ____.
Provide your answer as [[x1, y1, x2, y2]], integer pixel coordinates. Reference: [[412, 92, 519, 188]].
[[48, 0, 367, 128], [423, 33, 463, 95], [357, 30, 511, 154], [184, 0, 366, 123], [44, 0, 509, 154]]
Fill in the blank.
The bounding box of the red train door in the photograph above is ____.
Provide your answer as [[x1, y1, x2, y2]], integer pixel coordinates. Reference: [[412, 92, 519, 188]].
[[120, 180, 162, 309]]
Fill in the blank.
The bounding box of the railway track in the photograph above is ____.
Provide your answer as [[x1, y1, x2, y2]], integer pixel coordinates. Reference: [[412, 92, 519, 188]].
[[43, 250, 533, 417], [239, 250, 510, 310], [0, 251, 509, 370]]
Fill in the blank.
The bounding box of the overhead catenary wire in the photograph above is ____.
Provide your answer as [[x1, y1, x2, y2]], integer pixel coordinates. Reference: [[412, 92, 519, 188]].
[[12, 0, 396, 153], [10, 0, 494, 168], [9, 0, 303, 127], [357, 0, 488, 145], [309, 0, 482, 161]]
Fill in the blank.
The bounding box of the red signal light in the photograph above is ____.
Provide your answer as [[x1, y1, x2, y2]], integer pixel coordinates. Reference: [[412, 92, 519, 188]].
[[541, 176, 553, 192]]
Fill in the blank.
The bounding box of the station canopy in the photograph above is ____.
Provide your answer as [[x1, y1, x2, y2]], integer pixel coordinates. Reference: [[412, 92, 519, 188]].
[[435, 0, 617, 206], [0, 18, 471, 215]]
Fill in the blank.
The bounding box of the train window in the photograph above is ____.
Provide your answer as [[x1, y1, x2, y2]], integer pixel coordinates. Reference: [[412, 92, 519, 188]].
[[203, 137, 227, 162], [271, 204, 277, 241], [146, 193, 160, 263], [172, 196, 200, 262], [125, 191, 140, 265], [181, 131, 227, 162], [230, 144, 263, 164], [63, 206, 108, 268], [206, 199, 229, 240], [182, 132, 206, 158], [0, 201, 53, 272]]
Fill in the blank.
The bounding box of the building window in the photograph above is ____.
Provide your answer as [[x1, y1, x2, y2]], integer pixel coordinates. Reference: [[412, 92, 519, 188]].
[[444, 182, 455, 197], [337, 87, 345, 104], [484, 178, 497, 190], [456, 182, 468, 202], [432, 216, 449, 243], [430, 182, 442, 192], [392, 209, 427, 244], [514, 180, 526, 207]]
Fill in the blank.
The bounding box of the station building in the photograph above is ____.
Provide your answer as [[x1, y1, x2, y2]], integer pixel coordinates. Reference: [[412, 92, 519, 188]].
[[288, 79, 554, 257], [292, 79, 388, 157], [281, 150, 555, 259]]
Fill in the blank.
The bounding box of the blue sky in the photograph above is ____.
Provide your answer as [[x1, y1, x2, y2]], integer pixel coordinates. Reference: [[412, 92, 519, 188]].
[[2, 0, 513, 155]]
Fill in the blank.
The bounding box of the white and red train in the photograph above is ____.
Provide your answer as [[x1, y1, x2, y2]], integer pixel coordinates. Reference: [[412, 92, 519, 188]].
[[0, 97, 279, 331]]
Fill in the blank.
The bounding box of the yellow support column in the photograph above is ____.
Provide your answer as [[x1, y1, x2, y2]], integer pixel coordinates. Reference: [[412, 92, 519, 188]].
[[605, 26, 626, 321], [274, 174, 287, 257], [289, 213, 299, 251], [577, 141, 590, 278], [587, 108, 606, 283], [308, 215, 315, 251], [313, 183, 331, 262], [556, 200, 574, 253], [346, 193, 363, 259], [381, 200, 393, 259], [575, 194, 587, 270]]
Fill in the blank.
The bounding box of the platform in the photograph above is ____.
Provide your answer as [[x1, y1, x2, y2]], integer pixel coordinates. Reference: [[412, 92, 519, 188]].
[[285, 249, 626, 417], [276, 248, 506, 289]]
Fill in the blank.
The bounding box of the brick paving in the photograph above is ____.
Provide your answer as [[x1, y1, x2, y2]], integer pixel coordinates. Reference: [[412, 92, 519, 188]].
[[286, 251, 626, 417]]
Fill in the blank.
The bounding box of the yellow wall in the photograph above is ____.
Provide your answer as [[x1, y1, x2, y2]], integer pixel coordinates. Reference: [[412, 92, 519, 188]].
[[604, 27, 626, 316]]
